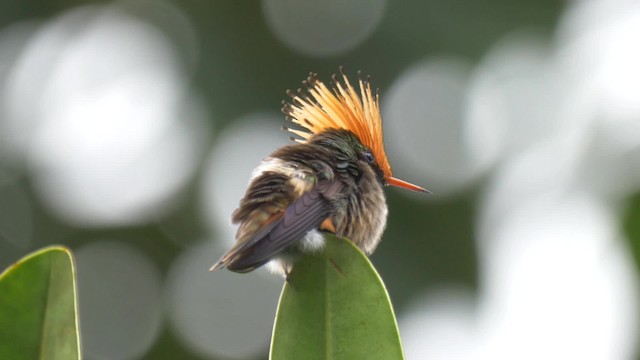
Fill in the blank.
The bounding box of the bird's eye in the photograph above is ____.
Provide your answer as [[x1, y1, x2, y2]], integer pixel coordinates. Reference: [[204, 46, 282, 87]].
[[363, 151, 375, 163]]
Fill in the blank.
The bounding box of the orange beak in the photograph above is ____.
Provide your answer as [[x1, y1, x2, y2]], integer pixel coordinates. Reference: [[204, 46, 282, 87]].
[[386, 176, 430, 193]]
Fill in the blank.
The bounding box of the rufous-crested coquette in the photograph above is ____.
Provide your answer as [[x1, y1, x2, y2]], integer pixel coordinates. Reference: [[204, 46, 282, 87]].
[[210, 69, 428, 276]]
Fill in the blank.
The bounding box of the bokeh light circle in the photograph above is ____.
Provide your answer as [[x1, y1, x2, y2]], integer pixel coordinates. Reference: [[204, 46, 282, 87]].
[[75, 240, 163, 360], [465, 31, 566, 164], [165, 241, 282, 359], [558, 0, 640, 129], [477, 193, 639, 360], [1, 5, 208, 227], [555, 1, 640, 197], [262, 0, 386, 57], [399, 287, 476, 360], [384, 58, 477, 196]]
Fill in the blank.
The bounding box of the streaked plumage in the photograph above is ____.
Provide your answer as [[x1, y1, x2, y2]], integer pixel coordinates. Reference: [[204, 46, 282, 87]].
[[211, 70, 427, 276]]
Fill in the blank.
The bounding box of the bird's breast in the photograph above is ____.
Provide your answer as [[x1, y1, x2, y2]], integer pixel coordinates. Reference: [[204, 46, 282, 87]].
[[335, 166, 388, 255]]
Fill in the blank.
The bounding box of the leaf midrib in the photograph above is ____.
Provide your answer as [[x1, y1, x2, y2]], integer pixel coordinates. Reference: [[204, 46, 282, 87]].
[[324, 254, 331, 360]]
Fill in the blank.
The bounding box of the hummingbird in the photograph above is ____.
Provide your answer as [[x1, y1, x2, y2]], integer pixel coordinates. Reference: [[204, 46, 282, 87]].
[[210, 69, 427, 276]]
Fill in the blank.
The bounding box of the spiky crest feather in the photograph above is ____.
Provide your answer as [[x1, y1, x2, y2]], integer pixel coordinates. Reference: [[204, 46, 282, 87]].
[[281, 69, 392, 178]]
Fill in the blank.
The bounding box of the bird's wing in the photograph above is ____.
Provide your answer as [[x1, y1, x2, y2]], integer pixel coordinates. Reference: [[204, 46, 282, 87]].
[[214, 179, 343, 272]]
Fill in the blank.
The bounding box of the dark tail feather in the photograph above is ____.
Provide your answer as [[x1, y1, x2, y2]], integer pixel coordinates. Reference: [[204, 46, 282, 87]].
[[210, 180, 342, 273]]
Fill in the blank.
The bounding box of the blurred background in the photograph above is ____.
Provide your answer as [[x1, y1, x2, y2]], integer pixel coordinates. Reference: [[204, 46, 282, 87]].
[[1, 0, 640, 359]]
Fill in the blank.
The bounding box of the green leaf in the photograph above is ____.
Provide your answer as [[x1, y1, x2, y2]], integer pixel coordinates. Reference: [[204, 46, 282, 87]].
[[270, 235, 404, 360], [0, 246, 81, 360], [623, 192, 640, 273]]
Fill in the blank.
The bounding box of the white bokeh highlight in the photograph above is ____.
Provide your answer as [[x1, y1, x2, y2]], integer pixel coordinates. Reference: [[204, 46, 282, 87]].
[[466, 32, 564, 160], [75, 240, 163, 360], [398, 2, 640, 359], [262, 0, 386, 57], [478, 139, 580, 245], [402, 194, 639, 360], [400, 287, 476, 360], [201, 113, 286, 246], [556, 0, 640, 197], [384, 58, 479, 196], [1, 4, 207, 227], [477, 194, 638, 360], [165, 240, 282, 359], [558, 1, 640, 130]]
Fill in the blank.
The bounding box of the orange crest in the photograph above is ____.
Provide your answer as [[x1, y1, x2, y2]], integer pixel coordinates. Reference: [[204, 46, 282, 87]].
[[281, 70, 392, 178]]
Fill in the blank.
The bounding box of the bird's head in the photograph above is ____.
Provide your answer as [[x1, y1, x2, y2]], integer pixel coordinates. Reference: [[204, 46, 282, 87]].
[[281, 69, 428, 193]]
